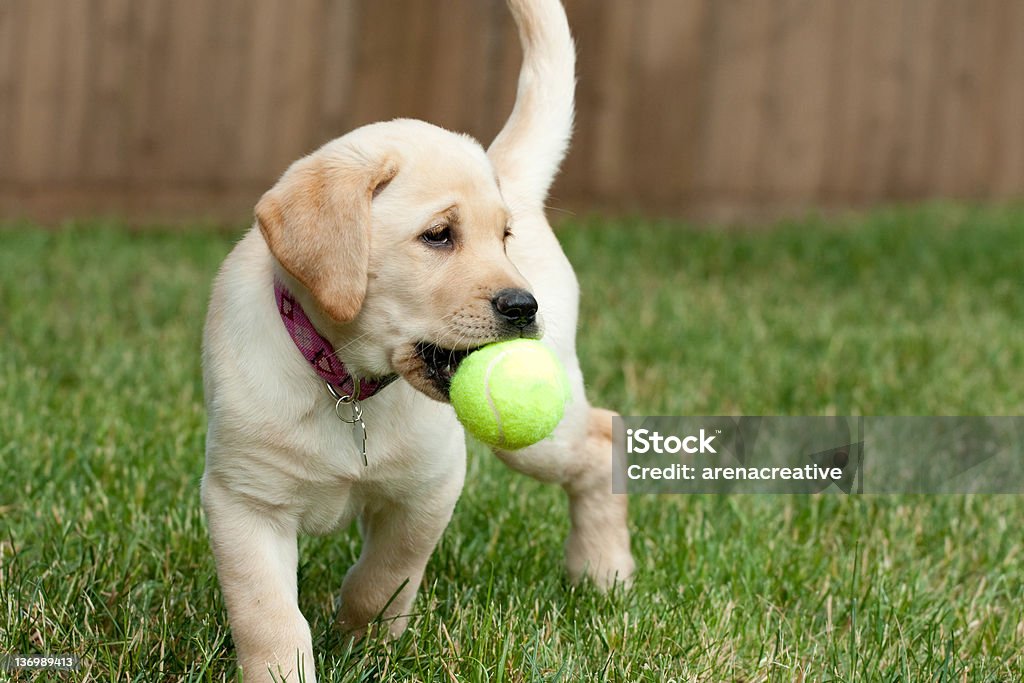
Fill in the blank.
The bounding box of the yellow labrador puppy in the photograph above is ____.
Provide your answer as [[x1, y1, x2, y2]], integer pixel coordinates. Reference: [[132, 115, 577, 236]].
[[201, 0, 634, 679]]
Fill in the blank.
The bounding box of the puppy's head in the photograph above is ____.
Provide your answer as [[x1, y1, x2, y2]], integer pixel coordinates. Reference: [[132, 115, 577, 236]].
[[256, 119, 538, 402]]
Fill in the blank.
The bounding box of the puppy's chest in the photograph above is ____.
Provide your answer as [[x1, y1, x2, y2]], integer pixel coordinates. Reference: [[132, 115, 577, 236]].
[[298, 398, 419, 474], [286, 399, 450, 533], [286, 426, 402, 535]]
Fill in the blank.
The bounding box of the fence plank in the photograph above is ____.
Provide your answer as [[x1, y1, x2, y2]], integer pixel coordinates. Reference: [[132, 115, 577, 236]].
[[890, 0, 940, 198], [491, 0, 524, 145], [317, 0, 359, 143], [15, 0, 64, 182], [855, 0, 905, 202], [754, 0, 836, 203], [694, 0, 775, 204], [931, 0, 975, 196], [937, 0, 1002, 197], [85, 0, 135, 181], [236, 0, 286, 178], [420, 0, 491, 136], [351, 0, 423, 126], [50, 1, 93, 182], [127, 0, 167, 183], [564, 0, 634, 204], [0, 1, 25, 182], [994, 0, 1024, 195], [624, 0, 707, 209]]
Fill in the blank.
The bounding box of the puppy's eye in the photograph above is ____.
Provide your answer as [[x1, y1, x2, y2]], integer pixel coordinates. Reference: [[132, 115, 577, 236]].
[[503, 226, 514, 240], [421, 225, 453, 248]]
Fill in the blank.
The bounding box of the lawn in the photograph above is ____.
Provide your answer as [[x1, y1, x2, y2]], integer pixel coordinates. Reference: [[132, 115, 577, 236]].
[[2, 204, 1023, 681]]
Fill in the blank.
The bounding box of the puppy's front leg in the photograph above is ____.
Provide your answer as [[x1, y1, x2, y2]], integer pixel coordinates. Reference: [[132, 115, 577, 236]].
[[338, 489, 460, 638], [202, 475, 314, 683]]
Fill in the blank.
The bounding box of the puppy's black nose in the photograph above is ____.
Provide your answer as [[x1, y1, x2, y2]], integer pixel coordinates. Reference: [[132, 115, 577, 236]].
[[492, 288, 538, 329]]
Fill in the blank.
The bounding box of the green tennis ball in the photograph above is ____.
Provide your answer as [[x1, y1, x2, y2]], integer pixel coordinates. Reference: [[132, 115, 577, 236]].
[[450, 339, 570, 450]]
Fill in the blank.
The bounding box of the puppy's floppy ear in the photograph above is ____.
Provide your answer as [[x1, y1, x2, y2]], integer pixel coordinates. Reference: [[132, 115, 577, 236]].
[[256, 149, 397, 322]]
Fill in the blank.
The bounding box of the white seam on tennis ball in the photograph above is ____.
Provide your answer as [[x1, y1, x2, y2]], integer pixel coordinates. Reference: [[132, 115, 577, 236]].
[[482, 347, 514, 447]]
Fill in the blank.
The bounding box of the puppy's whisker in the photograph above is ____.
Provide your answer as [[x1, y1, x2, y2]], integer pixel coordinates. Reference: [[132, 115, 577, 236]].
[[540, 200, 578, 218], [449, 328, 473, 365], [329, 330, 375, 359], [438, 327, 468, 366]]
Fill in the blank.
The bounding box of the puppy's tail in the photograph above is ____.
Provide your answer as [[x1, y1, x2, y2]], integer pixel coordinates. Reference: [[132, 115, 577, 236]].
[[487, 0, 575, 211]]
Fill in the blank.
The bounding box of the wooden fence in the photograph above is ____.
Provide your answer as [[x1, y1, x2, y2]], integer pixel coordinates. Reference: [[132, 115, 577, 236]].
[[1, 0, 1022, 223]]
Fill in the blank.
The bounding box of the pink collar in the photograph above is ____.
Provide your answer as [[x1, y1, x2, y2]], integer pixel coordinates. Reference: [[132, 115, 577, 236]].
[[274, 279, 397, 401]]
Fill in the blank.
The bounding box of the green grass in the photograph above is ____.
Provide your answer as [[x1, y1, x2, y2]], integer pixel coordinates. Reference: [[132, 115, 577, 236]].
[[2, 204, 1023, 681]]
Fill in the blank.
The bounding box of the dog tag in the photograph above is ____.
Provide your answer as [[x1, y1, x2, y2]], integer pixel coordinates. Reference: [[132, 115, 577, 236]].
[[328, 382, 369, 467], [351, 402, 368, 467]]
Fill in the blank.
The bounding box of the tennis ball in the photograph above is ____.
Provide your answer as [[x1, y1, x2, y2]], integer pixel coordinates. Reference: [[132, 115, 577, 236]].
[[450, 339, 570, 450]]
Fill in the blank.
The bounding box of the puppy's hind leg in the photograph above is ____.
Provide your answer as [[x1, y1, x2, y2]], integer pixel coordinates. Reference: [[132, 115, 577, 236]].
[[493, 401, 635, 591], [563, 406, 634, 588]]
